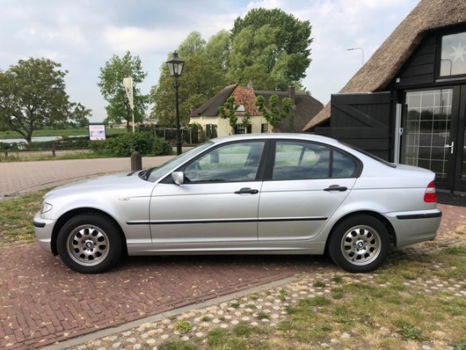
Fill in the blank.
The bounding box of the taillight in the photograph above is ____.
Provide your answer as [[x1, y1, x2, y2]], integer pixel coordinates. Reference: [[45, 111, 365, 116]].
[[424, 181, 437, 203]]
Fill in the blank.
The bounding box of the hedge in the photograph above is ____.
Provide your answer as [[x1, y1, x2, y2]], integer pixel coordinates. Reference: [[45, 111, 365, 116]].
[[90, 132, 172, 157]]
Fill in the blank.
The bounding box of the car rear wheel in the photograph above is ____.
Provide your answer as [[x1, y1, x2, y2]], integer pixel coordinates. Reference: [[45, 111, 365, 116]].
[[57, 214, 123, 273], [328, 215, 390, 273]]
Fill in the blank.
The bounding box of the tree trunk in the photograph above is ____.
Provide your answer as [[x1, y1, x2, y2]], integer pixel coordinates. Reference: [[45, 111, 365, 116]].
[[126, 119, 130, 131]]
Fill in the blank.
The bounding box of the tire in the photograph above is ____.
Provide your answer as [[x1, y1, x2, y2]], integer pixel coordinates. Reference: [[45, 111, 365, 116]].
[[57, 214, 123, 273], [328, 214, 390, 273]]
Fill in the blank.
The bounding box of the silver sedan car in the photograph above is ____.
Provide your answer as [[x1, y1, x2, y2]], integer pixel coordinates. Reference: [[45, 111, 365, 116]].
[[34, 134, 441, 273]]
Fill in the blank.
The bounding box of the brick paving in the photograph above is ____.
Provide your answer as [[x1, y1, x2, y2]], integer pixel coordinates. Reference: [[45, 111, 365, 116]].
[[0, 156, 174, 199], [69, 246, 466, 350], [0, 204, 463, 350]]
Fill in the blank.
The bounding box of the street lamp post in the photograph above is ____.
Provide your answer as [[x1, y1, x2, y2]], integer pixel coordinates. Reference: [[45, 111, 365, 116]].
[[166, 51, 185, 155]]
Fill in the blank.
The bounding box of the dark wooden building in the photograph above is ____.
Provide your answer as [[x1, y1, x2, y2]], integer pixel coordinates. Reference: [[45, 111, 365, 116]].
[[304, 0, 466, 193]]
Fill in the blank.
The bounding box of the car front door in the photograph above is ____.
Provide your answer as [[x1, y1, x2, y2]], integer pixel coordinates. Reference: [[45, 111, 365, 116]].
[[258, 140, 358, 243], [149, 140, 266, 249]]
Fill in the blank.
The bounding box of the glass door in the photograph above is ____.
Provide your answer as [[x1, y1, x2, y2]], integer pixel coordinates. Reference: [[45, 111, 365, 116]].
[[401, 88, 457, 188]]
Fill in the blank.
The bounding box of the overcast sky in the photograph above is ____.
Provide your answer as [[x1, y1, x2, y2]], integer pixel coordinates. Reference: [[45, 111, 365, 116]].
[[0, 0, 419, 122]]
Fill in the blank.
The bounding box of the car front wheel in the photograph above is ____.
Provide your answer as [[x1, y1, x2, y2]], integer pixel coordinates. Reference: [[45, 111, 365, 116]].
[[328, 215, 390, 273], [57, 214, 123, 273]]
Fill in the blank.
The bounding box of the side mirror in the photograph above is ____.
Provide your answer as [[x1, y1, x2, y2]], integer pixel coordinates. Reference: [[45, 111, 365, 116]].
[[171, 171, 184, 185]]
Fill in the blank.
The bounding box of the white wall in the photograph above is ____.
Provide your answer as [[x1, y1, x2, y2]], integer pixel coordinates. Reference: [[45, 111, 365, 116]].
[[190, 115, 272, 137]]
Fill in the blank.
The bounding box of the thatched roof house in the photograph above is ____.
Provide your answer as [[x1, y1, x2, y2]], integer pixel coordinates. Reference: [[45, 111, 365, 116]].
[[304, 0, 466, 131], [190, 84, 322, 137]]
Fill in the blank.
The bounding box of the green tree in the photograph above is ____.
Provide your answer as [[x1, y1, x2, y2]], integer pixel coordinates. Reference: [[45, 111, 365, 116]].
[[256, 95, 292, 132], [205, 30, 230, 73], [0, 58, 91, 145], [98, 51, 147, 129], [150, 31, 227, 126], [219, 96, 239, 134], [229, 8, 312, 89], [241, 111, 251, 128]]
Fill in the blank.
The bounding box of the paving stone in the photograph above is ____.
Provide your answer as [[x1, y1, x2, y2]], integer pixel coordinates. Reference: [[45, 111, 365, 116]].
[[5, 203, 464, 350]]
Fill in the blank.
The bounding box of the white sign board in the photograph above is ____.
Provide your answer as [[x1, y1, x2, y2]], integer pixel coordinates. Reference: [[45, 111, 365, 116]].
[[89, 124, 106, 141], [123, 77, 134, 110]]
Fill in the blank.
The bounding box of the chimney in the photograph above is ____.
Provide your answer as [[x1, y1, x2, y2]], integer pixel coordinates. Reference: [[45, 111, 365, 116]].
[[247, 80, 253, 89], [288, 85, 296, 105]]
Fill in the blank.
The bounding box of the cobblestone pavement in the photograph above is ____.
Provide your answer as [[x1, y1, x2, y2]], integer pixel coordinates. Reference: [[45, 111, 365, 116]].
[[0, 156, 174, 199], [0, 204, 464, 350], [68, 245, 466, 350]]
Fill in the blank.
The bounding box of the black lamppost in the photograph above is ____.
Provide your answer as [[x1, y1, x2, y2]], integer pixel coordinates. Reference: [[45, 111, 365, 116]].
[[166, 51, 185, 155]]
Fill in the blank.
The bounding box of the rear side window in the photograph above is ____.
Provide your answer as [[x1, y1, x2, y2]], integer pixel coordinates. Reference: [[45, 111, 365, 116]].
[[332, 150, 357, 178], [271, 141, 357, 180]]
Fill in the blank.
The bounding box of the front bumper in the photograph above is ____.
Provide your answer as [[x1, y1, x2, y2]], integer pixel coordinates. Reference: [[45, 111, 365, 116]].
[[385, 208, 441, 247], [33, 212, 56, 254]]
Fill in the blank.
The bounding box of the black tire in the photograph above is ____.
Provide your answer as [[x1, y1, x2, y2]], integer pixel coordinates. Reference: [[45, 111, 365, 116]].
[[57, 214, 123, 273], [328, 214, 390, 273]]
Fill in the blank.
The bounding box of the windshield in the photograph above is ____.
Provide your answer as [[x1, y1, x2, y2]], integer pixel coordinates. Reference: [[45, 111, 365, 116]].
[[145, 141, 214, 182]]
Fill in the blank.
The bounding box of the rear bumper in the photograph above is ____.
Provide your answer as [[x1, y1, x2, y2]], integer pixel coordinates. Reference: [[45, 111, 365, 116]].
[[33, 212, 55, 254], [385, 209, 441, 248]]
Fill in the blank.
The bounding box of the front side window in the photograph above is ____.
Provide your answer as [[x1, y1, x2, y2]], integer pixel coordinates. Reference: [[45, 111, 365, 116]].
[[272, 141, 357, 180], [440, 32, 466, 77], [184, 141, 265, 183]]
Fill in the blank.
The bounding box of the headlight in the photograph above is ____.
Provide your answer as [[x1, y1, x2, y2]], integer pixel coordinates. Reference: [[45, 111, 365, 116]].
[[41, 202, 53, 214]]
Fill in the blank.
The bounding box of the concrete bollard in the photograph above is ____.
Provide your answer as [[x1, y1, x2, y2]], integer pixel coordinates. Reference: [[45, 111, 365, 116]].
[[131, 151, 142, 171]]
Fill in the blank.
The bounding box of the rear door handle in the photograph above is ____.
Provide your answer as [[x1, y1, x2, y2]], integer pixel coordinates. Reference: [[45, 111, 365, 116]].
[[234, 187, 259, 194], [324, 185, 348, 192]]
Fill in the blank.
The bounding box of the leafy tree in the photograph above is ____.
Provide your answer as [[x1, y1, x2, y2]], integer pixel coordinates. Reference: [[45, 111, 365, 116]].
[[218, 96, 239, 134], [241, 111, 251, 128], [0, 58, 91, 145], [150, 32, 227, 126], [256, 95, 292, 132], [205, 30, 230, 73], [98, 51, 147, 129], [229, 8, 312, 89]]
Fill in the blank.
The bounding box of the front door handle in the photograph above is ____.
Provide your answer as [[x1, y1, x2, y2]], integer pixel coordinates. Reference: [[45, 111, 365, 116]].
[[234, 187, 259, 194], [444, 141, 454, 154], [324, 185, 348, 192]]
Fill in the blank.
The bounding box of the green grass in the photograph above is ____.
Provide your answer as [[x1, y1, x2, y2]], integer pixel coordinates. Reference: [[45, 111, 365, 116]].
[[173, 321, 193, 334], [157, 244, 466, 350], [0, 127, 127, 139], [313, 281, 326, 288], [0, 190, 47, 244]]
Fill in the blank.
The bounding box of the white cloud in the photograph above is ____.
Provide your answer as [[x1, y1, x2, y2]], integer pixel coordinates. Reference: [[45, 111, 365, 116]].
[[0, 0, 420, 121], [103, 26, 189, 53]]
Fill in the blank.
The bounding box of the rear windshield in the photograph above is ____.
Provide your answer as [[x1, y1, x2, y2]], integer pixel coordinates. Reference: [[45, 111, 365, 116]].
[[340, 142, 397, 168]]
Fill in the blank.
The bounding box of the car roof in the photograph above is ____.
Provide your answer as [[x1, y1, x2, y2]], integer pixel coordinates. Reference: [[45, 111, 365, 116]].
[[211, 133, 341, 146]]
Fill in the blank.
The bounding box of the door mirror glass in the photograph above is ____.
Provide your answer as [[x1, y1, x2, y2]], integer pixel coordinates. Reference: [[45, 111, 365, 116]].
[[171, 171, 184, 185]]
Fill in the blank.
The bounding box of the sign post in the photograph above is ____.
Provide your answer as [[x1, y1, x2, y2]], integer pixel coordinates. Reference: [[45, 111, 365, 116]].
[[123, 77, 135, 133], [88, 124, 106, 141]]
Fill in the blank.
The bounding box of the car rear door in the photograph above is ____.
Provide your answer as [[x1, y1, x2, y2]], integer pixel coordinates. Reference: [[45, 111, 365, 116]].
[[258, 140, 358, 241]]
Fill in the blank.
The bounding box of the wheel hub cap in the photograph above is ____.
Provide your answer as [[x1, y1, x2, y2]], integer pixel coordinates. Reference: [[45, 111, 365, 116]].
[[84, 240, 94, 250], [340, 225, 381, 266], [66, 225, 110, 267]]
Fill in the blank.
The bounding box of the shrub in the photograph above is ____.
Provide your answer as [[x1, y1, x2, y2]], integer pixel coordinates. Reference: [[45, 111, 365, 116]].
[[91, 132, 172, 157]]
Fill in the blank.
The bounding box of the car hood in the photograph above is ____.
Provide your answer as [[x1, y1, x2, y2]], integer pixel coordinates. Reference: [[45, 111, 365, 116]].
[[44, 172, 153, 200]]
